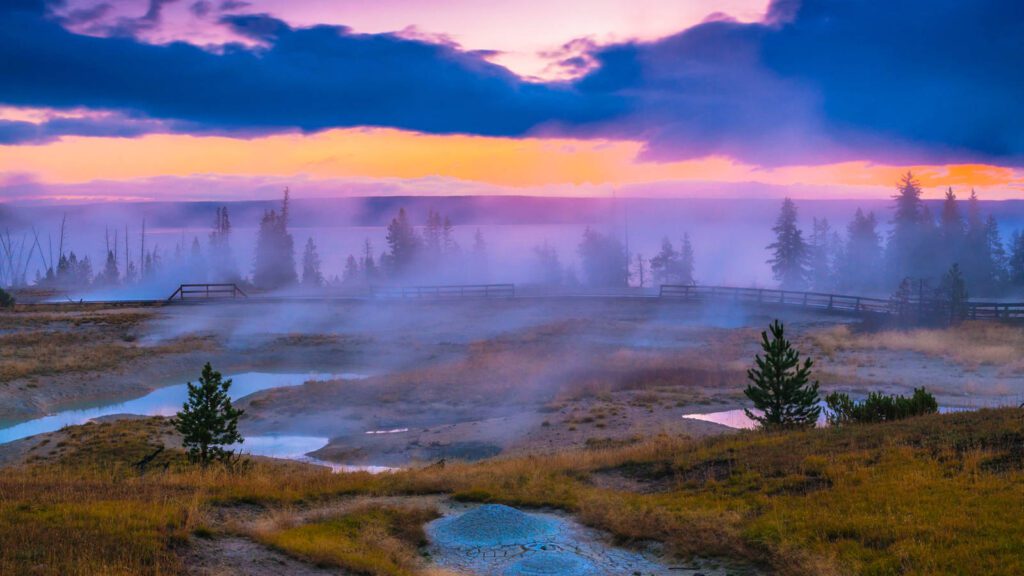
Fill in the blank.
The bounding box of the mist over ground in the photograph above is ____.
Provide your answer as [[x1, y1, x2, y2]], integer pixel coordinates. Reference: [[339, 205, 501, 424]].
[[1, 194, 1023, 299]]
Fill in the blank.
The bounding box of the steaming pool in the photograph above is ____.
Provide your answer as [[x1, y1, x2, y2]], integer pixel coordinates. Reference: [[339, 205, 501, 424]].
[[0, 372, 389, 470], [426, 503, 739, 576]]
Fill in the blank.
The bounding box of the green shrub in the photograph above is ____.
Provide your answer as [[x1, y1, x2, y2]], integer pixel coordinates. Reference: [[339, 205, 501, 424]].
[[825, 387, 938, 425], [0, 287, 14, 308]]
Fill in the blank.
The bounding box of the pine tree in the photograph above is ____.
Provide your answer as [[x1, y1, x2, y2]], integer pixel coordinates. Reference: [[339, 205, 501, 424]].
[[839, 209, 882, 292], [577, 227, 628, 288], [471, 228, 488, 282], [767, 198, 808, 290], [172, 363, 244, 467], [887, 172, 929, 282], [962, 189, 990, 289], [632, 253, 647, 288], [361, 239, 378, 283], [342, 254, 360, 285], [939, 187, 964, 268], [984, 215, 1008, 289], [533, 241, 562, 285], [98, 250, 119, 286], [442, 216, 456, 254], [649, 237, 679, 285], [808, 218, 834, 291], [385, 208, 418, 276], [940, 263, 969, 324], [253, 190, 298, 289], [209, 206, 238, 281], [301, 237, 323, 287], [679, 233, 696, 285], [743, 320, 821, 429], [188, 237, 206, 281], [423, 208, 443, 257], [1009, 231, 1024, 287]]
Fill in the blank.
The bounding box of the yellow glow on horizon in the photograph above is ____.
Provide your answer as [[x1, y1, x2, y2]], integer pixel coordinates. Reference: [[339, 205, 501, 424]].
[[1, 128, 1021, 199]]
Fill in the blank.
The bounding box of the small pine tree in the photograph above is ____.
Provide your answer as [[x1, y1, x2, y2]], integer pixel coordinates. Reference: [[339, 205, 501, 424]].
[[0, 286, 14, 308], [1009, 230, 1024, 287], [743, 320, 821, 429], [301, 237, 323, 287], [940, 263, 969, 324], [678, 233, 696, 285], [172, 363, 245, 466]]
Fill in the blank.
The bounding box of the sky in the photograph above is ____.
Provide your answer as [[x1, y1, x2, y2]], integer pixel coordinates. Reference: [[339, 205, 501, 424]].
[[1, 0, 1023, 203]]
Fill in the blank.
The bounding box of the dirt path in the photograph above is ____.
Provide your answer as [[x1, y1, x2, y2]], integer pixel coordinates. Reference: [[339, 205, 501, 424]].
[[184, 535, 347, 576]]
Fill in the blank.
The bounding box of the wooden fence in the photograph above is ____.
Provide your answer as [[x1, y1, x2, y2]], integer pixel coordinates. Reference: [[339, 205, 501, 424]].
[[166, 283, 247, 302], [369, 283, 515, 299], [659, 284, 891, 315], [660, 284, 1024, 322]]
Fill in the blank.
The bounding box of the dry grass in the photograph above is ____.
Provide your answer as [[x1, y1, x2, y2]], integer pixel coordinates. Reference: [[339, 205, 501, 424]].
[[809, 321, 1024, 370], [250, 504, 438, 576], [5, 408, 1024, 575], [0, 307, 215, 381]]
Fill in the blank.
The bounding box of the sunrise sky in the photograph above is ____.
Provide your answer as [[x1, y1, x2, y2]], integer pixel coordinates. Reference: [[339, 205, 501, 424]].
[[1, 0, 1023, 202]]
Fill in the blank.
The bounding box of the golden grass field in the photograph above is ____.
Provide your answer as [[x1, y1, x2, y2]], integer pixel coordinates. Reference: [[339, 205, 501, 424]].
[[0, 308, 214, 382], [808, 321, 1024, 371], [2, 407, 1023, 576]]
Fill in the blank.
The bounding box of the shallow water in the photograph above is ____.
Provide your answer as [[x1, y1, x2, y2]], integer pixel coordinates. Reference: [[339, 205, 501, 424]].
[[427, 504, 686, 576], [683, 403, 974, 430], [0, 372, 366, 445], [239, 434, 396, 473]]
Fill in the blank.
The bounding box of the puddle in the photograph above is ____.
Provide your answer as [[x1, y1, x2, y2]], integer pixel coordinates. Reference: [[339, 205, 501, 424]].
[[427, 503, 728, 575], [239, 434, 396, 473], [365, 428, 409, 435], [684, 404, 973, 430], [0, 372, 367, 445]]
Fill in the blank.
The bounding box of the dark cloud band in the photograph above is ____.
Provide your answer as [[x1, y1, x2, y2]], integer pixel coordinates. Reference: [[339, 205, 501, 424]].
[[2, 0, 1023, 166]]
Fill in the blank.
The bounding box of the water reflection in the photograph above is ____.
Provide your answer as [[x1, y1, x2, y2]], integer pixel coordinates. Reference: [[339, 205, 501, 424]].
[[240, 434, 396, 473], [684, 403, 973, 430], [0, 372, 366, 445]]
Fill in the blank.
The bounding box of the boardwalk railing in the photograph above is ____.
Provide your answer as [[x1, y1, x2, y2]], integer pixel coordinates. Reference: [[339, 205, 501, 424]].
[[167, 283, 247, 302], [968, 302, 1024, 320], [370, 283, 515, 299], [660, 284, 1024, 322], [660, 285, 892, 315]]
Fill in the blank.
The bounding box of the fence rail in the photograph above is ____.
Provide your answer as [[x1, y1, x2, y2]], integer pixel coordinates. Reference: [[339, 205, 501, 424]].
[[968, 302, 1024, 320], [369, 283, 515, 299], [660, 284, 1024, 322], [659, 284, 892, 315], [166, 283, 248, 302]]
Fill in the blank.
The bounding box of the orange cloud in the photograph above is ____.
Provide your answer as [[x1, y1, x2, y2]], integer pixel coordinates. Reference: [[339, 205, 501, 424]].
[[1, 128, 1021, 199]]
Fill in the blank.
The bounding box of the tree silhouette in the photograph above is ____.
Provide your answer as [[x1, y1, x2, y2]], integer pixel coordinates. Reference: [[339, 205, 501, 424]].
[[887, 172, 930, 282], [940, 263, 969, 324], [838, 208, 882, 291], [172, 363, 244, 467], [577, 227, 628, 288], [649, 237, 678, 286], [253, 190, 297, 289], [533, 241, 562, 285], [767, 198, 808, 290], [678, 233, 696, 285], [301, 237, 323, 287], [385, 208, 419, 276], [1009, 230, 1024, 287], [743, 320, 821, 429]]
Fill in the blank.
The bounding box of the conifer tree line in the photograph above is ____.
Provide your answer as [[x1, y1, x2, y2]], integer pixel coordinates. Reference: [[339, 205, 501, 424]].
[[767, 172, 1024, 296], [9, 190, 496, 291], [5, 187, 700, 292], [527, 228, 696, 289]]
